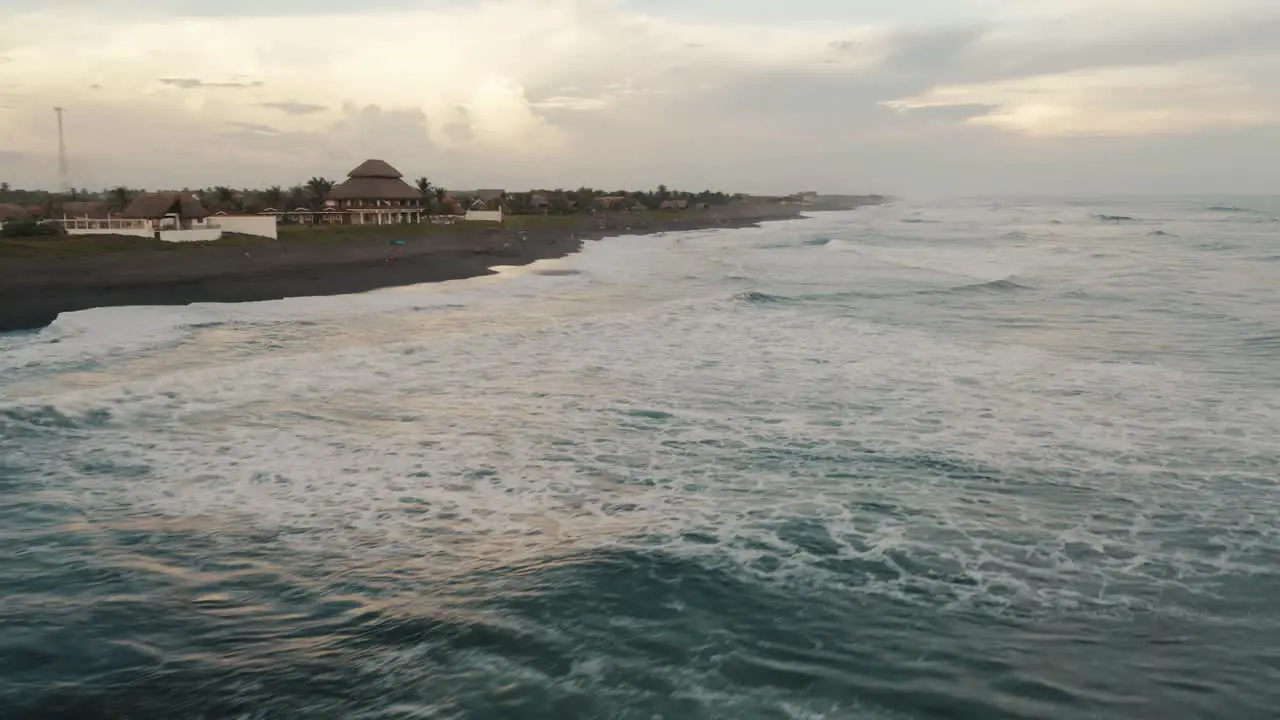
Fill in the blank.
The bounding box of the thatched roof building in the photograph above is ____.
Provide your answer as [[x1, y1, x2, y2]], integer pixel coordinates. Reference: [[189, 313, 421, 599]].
[[62, 201, 110, 218], [450, 188, 506, 210], [121, 192, 210, 219], [328, 159, 422, 201], [0, 203, 28, 222]]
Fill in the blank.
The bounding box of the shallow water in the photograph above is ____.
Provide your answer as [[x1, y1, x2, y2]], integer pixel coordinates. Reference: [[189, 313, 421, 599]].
[[2, 197, 1279, 719]]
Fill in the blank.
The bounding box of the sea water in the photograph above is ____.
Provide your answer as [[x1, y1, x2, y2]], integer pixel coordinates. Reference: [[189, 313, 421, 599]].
[[2, 197, 1278, 719]]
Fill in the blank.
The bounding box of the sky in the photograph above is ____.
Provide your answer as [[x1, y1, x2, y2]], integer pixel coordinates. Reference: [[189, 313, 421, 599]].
[[1, 0, 1278, 195]]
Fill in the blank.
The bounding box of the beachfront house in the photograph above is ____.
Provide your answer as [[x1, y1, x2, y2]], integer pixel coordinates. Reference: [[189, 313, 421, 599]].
[[448, 189, 507, 222], [325, 159, 425, 225], [121, 192, 211, 230], [112, 191, 222, 241], [58, 200, 141, 233], [451, 189, 506, 211], [450, 190, 504, 210], [528, 193, 551, 211], [593, 196, 630, 211]]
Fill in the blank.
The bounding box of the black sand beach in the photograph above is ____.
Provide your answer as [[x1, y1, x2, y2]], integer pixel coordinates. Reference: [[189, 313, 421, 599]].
[[0, 204, 826, 333]]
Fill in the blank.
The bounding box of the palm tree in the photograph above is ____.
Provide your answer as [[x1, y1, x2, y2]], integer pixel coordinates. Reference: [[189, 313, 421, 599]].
[[414, 177, 434, 213], [508, 192, 531, 215], [109, 186, 132, 213], [286, 185, 307, 208], [263, 185, 284, 209], [574, 186, 596, 212], [305, 177, 334, 209], [433, 186, 447, 214], [213, 185, 236, 212]]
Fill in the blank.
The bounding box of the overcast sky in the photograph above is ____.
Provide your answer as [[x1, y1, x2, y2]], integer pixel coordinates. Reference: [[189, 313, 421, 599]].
[[1, 0, 1278, 195]]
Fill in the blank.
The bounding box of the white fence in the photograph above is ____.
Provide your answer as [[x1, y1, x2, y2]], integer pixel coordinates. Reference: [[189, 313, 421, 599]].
[[66, 227, 154, 238], [61, 217, 149, 232], [465, 209, 503, 222], [209, 215, 278, 239], [160, 229, 223, 243]]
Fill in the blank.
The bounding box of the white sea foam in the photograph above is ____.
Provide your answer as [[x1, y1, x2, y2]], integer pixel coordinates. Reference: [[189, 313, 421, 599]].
[[5, 206, 1279, 623], [0, 253, 601, 376]]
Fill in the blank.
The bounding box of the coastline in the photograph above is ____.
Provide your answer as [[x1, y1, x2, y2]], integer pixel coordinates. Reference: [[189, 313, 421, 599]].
[[0, 204, 832, 333]]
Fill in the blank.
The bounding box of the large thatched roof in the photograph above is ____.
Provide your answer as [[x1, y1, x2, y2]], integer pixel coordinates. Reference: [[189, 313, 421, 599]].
[[62, 201, 110, 218], [347, 159, 403, 179], [120, 192, 210, 219], [328, 159, 421, 201]]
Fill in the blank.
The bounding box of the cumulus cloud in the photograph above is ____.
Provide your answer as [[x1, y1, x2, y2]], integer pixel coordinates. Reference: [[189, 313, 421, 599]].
[[159, 78, 264, 89], [888, 62, 1280, 137], [224, 121, 280, 135], [0, 0, 1276, 194], [258, 100, 329, 116]]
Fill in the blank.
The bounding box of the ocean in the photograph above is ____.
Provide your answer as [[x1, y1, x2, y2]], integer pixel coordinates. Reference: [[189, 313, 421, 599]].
[[1, 197, 1278, 719]]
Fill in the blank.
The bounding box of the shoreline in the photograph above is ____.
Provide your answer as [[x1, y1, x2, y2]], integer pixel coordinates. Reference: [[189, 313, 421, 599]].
[[0, 205, 828, 333]]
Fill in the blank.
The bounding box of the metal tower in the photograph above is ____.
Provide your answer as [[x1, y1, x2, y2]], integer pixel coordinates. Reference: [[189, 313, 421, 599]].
[[54, 106, 70, 193]]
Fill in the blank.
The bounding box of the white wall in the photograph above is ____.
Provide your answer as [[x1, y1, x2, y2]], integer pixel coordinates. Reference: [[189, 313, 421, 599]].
[[210, 215, 278, 239], [66, 228, 154, 238], [465, 209, 503, 222], [160, 229, 223, 243]]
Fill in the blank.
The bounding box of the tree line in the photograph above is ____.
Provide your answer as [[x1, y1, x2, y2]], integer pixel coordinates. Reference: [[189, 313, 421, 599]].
[[1, 179, 739, 218]]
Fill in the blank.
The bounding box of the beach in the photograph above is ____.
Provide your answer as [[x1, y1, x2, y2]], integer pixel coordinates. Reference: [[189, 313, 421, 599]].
[[0, 203, 825, 333]]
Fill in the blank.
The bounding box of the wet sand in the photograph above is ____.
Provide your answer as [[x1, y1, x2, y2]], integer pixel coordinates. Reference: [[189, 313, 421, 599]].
[[0, 206, 811, 333]]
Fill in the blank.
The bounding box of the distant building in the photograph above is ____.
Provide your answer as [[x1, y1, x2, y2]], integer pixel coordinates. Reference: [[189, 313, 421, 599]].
[[528, 193, 551, 211], [326, 159, 425, 225], [594, 195, 629, 211], [61, 201, 110, 218], [451, 189, 507, 211], [59, 199, 147, 233], [0, 203, 28, 223]]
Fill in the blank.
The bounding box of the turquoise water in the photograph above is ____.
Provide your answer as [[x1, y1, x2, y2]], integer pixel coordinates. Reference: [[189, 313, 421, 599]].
[[2, 198, 1278, 718]]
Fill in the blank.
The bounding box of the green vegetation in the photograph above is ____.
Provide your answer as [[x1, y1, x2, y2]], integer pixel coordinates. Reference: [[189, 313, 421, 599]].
[[0, 221, 63, 239], [0, 232, 265, 260], [1, 178, 745, 219]]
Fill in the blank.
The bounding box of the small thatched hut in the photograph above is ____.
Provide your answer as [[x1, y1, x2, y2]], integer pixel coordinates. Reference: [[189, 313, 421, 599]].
[[121, 192, 210, 229]]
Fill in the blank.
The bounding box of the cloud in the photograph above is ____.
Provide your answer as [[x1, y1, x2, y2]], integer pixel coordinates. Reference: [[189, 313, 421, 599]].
[[895, 103, 1000, 122], [0, 0, 1276, 193], [225, 121, 280, 135], [258, 100, 328, 116], [870, 5, 1280, 139], [159, 77, 264, 89], [888, 60, 1280, 138]]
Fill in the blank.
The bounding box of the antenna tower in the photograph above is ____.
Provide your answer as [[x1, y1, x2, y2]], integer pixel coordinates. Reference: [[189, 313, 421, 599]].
[[54, 106, 70, 193]]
